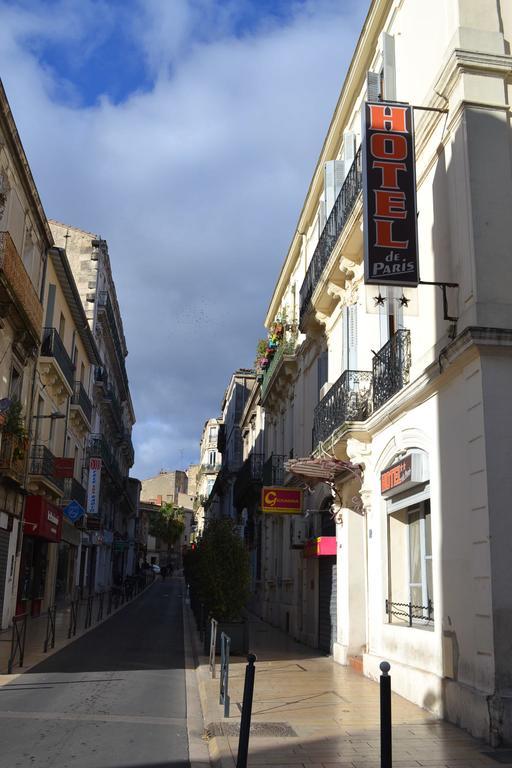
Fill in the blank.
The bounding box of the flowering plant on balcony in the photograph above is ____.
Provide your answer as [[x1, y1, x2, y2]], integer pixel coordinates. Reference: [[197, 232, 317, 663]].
[[0, 401, 29, 462], [254, 312, 292, 374]]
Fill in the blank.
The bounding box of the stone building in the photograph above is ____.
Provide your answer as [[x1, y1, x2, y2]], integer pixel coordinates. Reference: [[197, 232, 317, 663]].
[[253, 0, 512, 746], [50, 222, 136, 591]]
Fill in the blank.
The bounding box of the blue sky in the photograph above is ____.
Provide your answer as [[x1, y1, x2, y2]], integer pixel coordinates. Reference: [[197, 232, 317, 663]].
[[0, 0, 367, 478]]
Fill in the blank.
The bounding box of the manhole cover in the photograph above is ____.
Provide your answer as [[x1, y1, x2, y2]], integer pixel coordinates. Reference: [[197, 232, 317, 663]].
[[206, 721, 297, 738], [482, 750, 512, 764]]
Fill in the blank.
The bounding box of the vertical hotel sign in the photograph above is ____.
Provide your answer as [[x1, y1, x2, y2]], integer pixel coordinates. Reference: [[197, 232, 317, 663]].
[[363, 102, 419, 285], [87, 457, 101, 516]]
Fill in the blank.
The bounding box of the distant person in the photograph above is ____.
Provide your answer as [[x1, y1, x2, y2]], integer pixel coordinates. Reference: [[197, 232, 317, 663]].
[[160, 565, 167, 580]]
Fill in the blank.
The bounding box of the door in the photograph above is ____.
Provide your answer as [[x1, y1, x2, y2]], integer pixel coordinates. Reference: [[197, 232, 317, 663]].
[[318, 557, 337, 654]]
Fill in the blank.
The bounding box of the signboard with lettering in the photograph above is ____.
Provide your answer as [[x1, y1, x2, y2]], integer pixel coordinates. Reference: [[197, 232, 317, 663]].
[[363, 102, 419, 286], [381, 455, 412, 495], [63, 499, 85, 524], [54, 458, 75, 479], [380, 452, 429, 499], [261, 487, 302, 514], [86, 457, 102, 516]]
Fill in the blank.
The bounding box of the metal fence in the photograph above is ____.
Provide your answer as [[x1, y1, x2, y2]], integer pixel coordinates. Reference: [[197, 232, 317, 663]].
[[0, 573, 155, 674]]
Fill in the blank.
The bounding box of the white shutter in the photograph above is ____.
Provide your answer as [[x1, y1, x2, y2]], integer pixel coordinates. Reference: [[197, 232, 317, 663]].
[[343, 132, 356, 176], [341, 306, 348, 373], [379, 301, 390, 347], [348, 304, 358, 370], [381, 33, 396, 101], [367, 71, 381, 102], [324, 160, 345, 217], [317, 200, 326, 237]]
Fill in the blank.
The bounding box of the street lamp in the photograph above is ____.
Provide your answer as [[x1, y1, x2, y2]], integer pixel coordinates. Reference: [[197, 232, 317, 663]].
[[32, 412, 65, 420]]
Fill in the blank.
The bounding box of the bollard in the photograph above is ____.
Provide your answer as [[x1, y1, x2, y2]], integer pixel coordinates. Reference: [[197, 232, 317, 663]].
[[236, 653, 257, 768], [380, 661, 392, 768]]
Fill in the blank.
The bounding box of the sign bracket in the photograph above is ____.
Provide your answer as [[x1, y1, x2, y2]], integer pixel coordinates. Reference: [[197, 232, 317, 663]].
[[418, 280, 459, 321]]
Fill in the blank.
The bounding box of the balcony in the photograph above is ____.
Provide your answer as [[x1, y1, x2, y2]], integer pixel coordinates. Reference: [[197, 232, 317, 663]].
[[299, 147, 362, 329], [262, 454, 286, 486], [28, 445, 64, 496], [234, 452, 264, 507], [62, 477, 87, 509], [87, 433, 124, 489], [312, 370, 372, 450], [94, 365, 108, 388], [200, 462, 222, 474], [103, 384, 124, 432], [0, 231, 43, 347], [39, 327, 75, 403], [0, 433, 26, 484], [119, 430, 135, 467], [70, 381, 92, 433], [97, 292, 129, 395], [260, 333, 298, 404], [373, 329, 411, 412]]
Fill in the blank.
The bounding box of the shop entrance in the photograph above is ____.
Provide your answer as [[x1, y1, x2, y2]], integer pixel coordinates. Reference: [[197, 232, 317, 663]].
[[318, 499, 337, 654]]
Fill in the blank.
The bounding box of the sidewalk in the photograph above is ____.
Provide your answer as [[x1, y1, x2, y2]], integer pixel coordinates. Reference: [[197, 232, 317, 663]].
[[189, 608, 512, 768]]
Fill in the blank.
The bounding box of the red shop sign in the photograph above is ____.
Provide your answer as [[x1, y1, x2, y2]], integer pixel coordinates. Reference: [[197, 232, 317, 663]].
[[24, 496, 63, 542], [363, 102, 419, 286]]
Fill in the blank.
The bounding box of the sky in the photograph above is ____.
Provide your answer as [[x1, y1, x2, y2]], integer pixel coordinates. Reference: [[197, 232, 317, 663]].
[[0, 0, 368, 479]]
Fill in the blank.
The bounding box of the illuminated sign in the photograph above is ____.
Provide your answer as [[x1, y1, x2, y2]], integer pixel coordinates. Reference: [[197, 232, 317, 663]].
[[261, 487, 302, 514], [381, 455, 412, 495], [363, 102, 419, 286]]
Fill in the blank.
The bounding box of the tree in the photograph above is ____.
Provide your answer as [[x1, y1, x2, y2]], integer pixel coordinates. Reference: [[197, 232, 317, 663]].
[[149, 502, 185, 546]]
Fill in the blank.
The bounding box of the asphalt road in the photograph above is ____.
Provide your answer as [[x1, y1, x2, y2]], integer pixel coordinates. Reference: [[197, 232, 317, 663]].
[[0, 578, 189, 768]]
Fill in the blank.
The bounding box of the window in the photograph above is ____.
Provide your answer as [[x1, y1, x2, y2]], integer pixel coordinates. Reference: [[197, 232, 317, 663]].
[[387, 499, 433, 626], [208, 426, 217, 442], [9, 365, 22, 401], [206, 478, 214, 494], [208, 450, 216, 467], [58, 312, 66, 344]]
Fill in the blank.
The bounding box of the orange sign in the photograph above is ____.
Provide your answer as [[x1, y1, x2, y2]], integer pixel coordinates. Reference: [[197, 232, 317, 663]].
[[261, 487, 302, 514], [380, 454, 412, 494]]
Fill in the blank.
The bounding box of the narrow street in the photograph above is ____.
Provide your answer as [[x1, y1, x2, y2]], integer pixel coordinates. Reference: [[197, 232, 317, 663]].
[[0, 580, 189, 768]]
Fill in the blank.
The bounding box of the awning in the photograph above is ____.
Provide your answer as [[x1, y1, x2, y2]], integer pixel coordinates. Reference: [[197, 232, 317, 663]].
[[24, 496, 62, 542], [285, 457, 362, 486], [303, 536, 337, 558]]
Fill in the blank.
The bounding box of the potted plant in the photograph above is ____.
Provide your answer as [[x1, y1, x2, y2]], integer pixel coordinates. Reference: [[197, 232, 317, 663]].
[[193, 518, 250, 654]]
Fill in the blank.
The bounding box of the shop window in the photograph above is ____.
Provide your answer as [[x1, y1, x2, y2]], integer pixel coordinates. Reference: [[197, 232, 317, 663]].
[[387, 499, 433, 627]]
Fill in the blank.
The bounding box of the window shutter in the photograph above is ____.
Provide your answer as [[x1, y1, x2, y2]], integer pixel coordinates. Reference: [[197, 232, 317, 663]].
[[324, 160, 345, 217], [317, 200, 326, 237], [45, 283, 56, 328], [343, 132, 356, 177], [366, 71, 381, 102], [379, 297, 390, 347], [348, 304, 358, 370], [381, 33, 396, 101], [317, 350, 328, 401]]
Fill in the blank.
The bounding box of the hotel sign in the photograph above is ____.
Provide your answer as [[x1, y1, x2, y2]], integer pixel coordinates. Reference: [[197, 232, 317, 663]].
[[87, 457, 102, 516], [261, 487, 302, 514], [363, 102, 419, 286]]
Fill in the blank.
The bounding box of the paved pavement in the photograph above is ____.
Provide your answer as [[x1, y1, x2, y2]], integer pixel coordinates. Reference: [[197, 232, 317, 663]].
[[0, 578, 192, 768], [190, 607, 512, 768]]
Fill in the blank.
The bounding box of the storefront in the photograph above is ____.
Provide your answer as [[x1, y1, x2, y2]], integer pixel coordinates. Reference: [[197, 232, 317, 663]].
[[17, 496, 62, 617], [55, 519, 81, 606]]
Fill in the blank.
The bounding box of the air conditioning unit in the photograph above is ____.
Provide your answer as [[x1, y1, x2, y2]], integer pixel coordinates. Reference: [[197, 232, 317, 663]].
[[290, 517, 306, 549], [319, 382, 333, 400]]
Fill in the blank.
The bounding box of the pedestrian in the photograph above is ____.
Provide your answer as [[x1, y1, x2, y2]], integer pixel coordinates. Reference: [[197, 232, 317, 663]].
[[160, 565, 167, 580]]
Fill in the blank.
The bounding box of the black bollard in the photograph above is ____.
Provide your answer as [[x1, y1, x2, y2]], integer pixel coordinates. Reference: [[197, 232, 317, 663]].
[[380, 661, 392, 768], [236, 653, 257, 768]]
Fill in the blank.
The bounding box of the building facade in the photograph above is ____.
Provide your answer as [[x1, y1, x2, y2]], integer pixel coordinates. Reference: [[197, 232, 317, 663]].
[[50, 222, 136, 592], [252, 0, 512, 746]]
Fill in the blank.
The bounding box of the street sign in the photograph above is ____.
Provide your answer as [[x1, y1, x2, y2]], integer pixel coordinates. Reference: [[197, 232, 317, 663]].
[[63, 499, 85, 524]]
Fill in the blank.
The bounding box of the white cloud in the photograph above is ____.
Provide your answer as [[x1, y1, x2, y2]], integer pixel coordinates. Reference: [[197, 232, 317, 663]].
[[0, 0, 367, 479]]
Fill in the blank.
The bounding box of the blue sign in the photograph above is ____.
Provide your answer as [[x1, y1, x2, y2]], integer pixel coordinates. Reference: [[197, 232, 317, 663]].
[[64, 500, 85, 524]]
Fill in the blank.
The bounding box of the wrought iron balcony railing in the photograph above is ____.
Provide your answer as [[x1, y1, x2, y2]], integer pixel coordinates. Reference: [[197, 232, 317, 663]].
[[29, 445, 64, 492], [0, 231, 43, 342], [234, 452, 264, 506], [87, 434, 124, 489], [312, 369, 372, 449], [386, 598, 434, 627], [104, 384, 123, 430], [372, 329, 411, 411], [97, 292, 129, 393], [260, 333, 298, 400], [299, 146, 362, 328], [40, 328, 75, 389], [62, 477, 87, 509], [94, 365, 108, 387], [71, 381, 92, 424], [262, 454, 286, 486]]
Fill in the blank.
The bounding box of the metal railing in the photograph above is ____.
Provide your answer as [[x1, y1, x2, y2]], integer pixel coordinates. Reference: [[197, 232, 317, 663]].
[[386, 598, 434, 626], [219, 632, 231, 718], [41, 327, 75, 388], [7, 613, 27, 673], [373, 329, 411, 411], [29, 445, 64, 492], [0, 433, 26, 483], [313, 370, 372, 449], [97, 292, 129, 394], [104, 384, 124, 430], [234, 453, 264, 506], [299, 146, 362, 327], [62, 477, 87, 509], [71, 380, 92, 424], [262, 454, 286, 486], [87, 434, 124, 489], [260, 333, 298, 400], [209, 618, 218, 678]]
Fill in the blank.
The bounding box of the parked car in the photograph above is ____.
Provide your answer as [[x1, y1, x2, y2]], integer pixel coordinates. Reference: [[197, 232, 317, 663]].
[[151, 564, 161, 574]]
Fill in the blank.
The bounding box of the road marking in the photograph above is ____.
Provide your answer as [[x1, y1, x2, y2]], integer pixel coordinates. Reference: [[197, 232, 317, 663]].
[[0, 710, 187, 726]]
